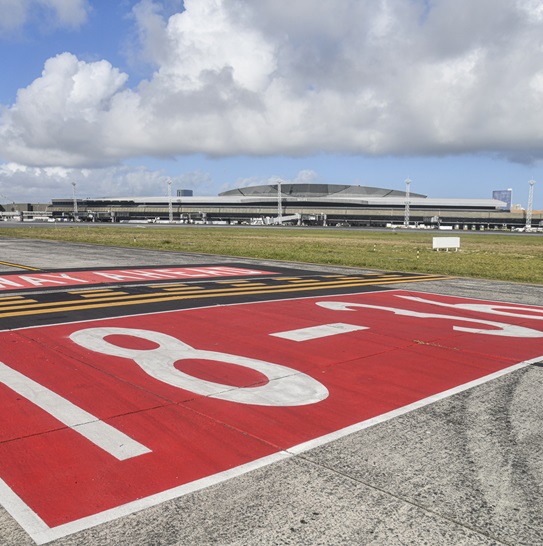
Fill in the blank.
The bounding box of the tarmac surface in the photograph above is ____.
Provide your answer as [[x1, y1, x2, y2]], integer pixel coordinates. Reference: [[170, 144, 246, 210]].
[[0, 237, 542, 546]]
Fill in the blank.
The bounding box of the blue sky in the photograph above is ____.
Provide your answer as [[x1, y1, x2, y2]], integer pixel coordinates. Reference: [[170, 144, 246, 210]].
[[0, 0, 542, 208]]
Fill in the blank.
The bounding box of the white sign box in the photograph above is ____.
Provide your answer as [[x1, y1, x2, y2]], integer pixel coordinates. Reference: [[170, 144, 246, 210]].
[[433, 237, 460, 251]]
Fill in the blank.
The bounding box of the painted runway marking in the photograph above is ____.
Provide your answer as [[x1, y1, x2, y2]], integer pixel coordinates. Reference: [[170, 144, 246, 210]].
[[271, 322, 368, 341], [0, 362, 151, 461], [78, 291, 128, 298], [1, 289, 541, 544], [0, 266, 275, 292], [0, 261, 41, 272], [0, 272, 448, 326], [70, 327, 329, 407]]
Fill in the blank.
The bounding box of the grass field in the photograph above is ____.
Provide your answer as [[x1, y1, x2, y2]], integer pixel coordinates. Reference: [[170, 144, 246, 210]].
[[1, 225, 542, 285]]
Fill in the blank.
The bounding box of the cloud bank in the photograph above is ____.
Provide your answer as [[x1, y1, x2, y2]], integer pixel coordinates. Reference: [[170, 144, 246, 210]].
[[1, 0, 543, 177], [0, 162, 217, 203]]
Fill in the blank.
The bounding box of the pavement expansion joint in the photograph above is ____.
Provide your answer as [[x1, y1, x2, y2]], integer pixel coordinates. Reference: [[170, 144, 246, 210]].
[[292, 454, 513, 546]]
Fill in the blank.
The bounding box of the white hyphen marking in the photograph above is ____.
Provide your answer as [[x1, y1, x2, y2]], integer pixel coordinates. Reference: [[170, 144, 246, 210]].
[[271, 322, 368, 342]]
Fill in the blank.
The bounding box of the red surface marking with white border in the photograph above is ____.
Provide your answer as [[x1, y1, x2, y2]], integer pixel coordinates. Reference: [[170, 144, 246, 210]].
[[1, 289, 542, 543], [0, 266, 275, 291]]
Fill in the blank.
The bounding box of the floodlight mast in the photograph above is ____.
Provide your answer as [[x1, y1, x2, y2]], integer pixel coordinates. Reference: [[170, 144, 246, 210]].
[[526, 178, 535, 230], [167, 178, 173, 223], [404, 177, 411, 228], [276, 178, 283, 224], [71, 182, 78, 218]]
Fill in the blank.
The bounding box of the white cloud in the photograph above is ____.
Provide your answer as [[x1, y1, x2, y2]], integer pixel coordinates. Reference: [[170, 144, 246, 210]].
[[293, 170, 318, 184], [0, 0, 90, 33], [224, 169, 319, 194], [0, 0, 28, 33], [39, 0, 90, 28], [517, 0, 543, 22], [0, 53, 128, 167], [159, 0, 277, 93], [2, 0, 543, 172], [0, 163, 211, 202]]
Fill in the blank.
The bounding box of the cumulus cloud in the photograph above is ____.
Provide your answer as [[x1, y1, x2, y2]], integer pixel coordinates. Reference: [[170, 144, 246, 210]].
[[2, 0, 543, 172], [0, 0, 90, 34], [0, 53, 128, 166]]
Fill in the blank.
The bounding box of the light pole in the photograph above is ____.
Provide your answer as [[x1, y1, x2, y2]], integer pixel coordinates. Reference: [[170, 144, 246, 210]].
[[404, 177, 411, 228], [71, 182, 78, 219], [526, 178, 535, 230], [167, 178, 173, 223], [276, 178, 283, 224]]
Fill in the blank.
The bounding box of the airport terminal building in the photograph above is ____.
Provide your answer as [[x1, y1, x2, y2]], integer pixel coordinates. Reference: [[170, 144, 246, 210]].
[[40, 183, 541, 230], [2, 183, 541, 230]]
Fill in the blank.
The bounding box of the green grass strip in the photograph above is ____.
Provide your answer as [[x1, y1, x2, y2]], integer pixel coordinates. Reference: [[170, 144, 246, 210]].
[[1, 226, 542, 285]]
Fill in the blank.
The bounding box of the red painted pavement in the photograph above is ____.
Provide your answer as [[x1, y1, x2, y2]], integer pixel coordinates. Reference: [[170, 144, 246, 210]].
[[1, 289, 542, 539], [0, 265, 275, 291]]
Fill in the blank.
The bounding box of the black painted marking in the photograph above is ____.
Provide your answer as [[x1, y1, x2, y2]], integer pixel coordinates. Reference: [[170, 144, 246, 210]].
[[0, 266, 450, 330]]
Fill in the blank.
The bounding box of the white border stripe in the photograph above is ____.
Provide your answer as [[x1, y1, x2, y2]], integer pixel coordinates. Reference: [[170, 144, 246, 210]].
[[3, 356, 539, 545], [0, 478, 49, 539], [13, 451, 292, 545], [287, 358, 541, 454], [0, 361, 151, 461]]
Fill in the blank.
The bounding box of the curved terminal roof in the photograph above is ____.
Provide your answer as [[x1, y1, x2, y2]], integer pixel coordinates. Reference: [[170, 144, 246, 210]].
[[220, 183, 427, 199], [50, 183, 507, 211]]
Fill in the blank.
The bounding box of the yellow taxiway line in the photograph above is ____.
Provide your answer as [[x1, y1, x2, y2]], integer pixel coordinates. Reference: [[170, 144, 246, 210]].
[[0, 274, 449, 320], [0, 261, 41, 271]]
